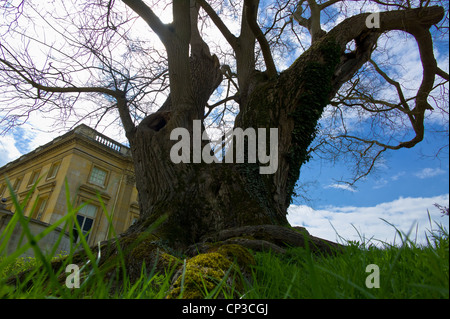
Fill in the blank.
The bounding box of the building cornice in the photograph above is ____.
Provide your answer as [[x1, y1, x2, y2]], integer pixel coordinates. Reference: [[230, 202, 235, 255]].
[[0, 125, 133, 175]]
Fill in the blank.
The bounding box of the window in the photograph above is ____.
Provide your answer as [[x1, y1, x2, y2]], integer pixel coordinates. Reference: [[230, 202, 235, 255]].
[[73, 203, 97, 243], [32, 197, 48, 221], [13, 176, 23, 192], [47, 161, 61, 180], [0, 183, 6, 198], [27, 169, 41, 187], [88, 166, 108, 187]]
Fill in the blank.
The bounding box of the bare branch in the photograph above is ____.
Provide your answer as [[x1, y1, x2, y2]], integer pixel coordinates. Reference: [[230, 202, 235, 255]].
[[436, 67, 449, 81], [197, 0, 238, 50], [121, 0, 172, 45], [0, 55, 120, 98], [368, 59, 411, 114], [292, 0, 327, 42], [243, 0, 277, 77], [319, 0, 343, 10], [306, 5, 447, 185], [336, 134, 413, 150], [116, 96, 136, 136]]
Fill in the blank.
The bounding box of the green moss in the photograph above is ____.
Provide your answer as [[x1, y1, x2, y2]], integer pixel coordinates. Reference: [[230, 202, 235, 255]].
[[209, 244, 255, 272], [159, 252, 182, 270], [167, 252, 233, 299], [189, 252, 233, 270], [166, 244, 257, 299], [121, 232, 181, 282]]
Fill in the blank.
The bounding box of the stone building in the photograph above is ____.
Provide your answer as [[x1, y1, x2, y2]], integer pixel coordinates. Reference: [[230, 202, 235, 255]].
[[0, 124, 139, 256]]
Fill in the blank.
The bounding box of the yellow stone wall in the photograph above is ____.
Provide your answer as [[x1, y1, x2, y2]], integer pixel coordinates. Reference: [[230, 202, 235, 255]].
[[0, 125, 139, 247]]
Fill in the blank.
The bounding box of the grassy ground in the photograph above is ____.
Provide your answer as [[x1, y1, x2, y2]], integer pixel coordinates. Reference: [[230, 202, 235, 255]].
[[0, 180, 448, 299], [246, 231, 449, 299], [1, 218, 448, 299]]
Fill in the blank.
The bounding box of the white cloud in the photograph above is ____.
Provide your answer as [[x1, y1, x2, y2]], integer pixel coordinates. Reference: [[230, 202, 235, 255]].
[[325, 183, 358, 193], [391, 171, 406, 181], [415, 167, 446, 179], [373, 172, 407, 189], [0, 134, 22, 167], [373, 178, 388, 189], [0, 118, 62, 168], [288, 194, 449, 246]]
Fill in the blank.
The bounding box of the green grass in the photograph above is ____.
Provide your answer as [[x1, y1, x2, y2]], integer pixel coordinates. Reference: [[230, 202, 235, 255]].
[[243, 213, 448, 299], [245, 231, 449, 299], [0, 179, 448, 299]]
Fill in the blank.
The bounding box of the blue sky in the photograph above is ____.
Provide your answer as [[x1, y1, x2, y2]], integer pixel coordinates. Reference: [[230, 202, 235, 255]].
[[286, 130, 449, 245], [297, 137, 449, 208], [287, 76, 449, 244]]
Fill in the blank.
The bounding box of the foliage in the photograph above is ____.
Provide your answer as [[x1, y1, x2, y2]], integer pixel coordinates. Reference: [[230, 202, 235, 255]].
[[0, 256, 37, 279]]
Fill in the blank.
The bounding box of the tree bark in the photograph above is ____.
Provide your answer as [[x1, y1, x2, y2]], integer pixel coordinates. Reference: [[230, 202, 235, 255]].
[[126, 31, 345, 249]]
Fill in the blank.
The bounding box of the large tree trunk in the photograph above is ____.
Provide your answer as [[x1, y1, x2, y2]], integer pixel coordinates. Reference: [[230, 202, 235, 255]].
[[124, 33, 345, 250]]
